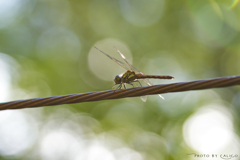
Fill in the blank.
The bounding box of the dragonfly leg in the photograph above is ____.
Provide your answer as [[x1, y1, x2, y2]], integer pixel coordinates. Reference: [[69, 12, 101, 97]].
[[111, 84, 118, 89], [136, 80, 142, 87], [117, 84, 122, 89], [113, 84, 122, 93], [123, 83, 127, 89], [128, 83, 137, 93]]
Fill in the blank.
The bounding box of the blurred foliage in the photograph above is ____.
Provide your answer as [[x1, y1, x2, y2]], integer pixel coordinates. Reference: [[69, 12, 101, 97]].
[[0, 0, 240, 160]]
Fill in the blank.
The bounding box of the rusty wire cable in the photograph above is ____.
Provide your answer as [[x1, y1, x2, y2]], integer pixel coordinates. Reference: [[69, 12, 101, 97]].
[[0, 75, 240, 111]]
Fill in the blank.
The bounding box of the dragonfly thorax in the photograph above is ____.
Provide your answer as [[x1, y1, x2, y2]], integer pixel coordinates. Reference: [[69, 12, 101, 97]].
[[114, 75, 122, 84], [114, 71, 138, 84]]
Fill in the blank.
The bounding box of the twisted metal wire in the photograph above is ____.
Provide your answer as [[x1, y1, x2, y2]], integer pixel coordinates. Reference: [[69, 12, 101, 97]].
[[0, 75, 240, 111]]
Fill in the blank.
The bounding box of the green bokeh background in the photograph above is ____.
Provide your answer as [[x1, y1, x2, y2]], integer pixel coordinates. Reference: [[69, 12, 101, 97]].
[[0, 0, 240, 160]]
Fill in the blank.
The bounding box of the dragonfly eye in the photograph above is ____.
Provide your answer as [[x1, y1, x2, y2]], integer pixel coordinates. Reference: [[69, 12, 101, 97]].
[[114, 75, 121, 84]]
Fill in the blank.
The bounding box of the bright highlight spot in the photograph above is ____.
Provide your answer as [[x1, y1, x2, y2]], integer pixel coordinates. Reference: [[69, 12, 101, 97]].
[[40, 131, 83, 160], [0, 110, 37, 157], [0, 56, 11, 102], [0, 53, 19, 102], [82, 142, 116, 160], [183, 104, 235, 153], [0, 0, 31, 29]]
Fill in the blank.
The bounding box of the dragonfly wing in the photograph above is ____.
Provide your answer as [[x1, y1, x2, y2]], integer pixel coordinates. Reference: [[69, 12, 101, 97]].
[[114, 47, 141, 73], [132, 81, 147, 102], [94, 46, 130, 71], [140, 79, 165, 100], [140, 95, 147, 102]]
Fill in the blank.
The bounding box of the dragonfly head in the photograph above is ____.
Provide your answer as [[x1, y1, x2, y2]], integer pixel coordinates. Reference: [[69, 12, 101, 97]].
[[114, 75, 121, 84]]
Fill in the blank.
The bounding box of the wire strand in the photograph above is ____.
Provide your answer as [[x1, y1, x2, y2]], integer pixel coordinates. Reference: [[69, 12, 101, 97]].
[[0, 75, 239, 110]]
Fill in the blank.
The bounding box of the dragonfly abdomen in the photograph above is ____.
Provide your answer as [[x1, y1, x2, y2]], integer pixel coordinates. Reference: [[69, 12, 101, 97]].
[[137, 74, 174, 79]]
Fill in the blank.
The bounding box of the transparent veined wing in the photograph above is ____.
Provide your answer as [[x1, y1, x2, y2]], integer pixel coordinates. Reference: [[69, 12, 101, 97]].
[[141, 78, 165, 100], [132, 81, 147, 102], [114, 47, 141, 73], [94, 46, 131, 71]]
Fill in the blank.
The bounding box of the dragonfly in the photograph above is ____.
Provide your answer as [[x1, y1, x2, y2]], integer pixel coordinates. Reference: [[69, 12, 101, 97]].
[[94, 46, 174, 101]]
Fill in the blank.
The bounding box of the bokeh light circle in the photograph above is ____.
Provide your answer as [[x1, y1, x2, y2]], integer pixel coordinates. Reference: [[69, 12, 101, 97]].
[[0, 110, 38, 157], [183, 104, 236, 153], [36, 27, 81, 61], [193, 4, 237, 47], [0, 0, 34, 29], [0, 53, 20, 102], [120, 0, 165, 27]]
